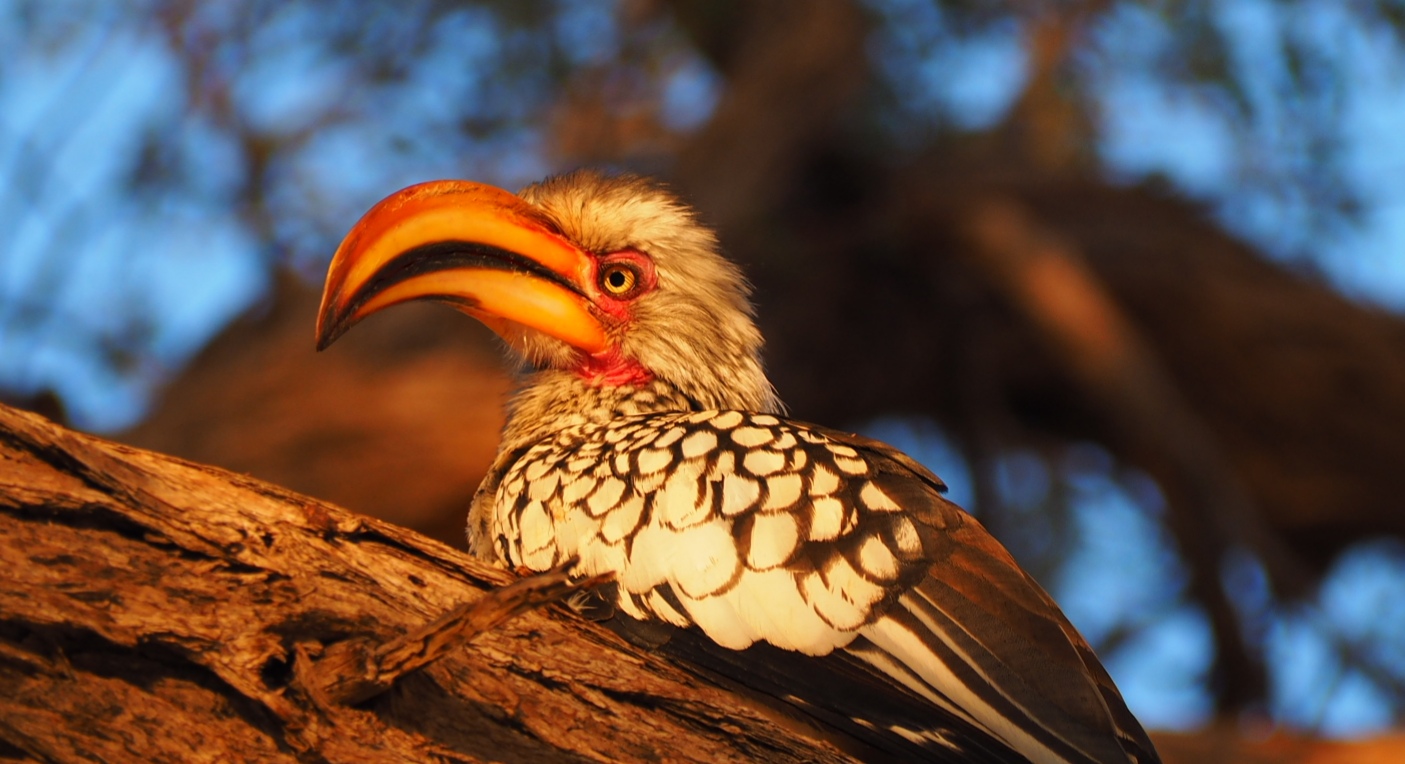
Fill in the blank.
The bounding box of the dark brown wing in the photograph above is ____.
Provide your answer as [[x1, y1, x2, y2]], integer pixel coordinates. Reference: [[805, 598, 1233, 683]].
[[827, 428, 1159, 764], [600, 603, 1026, 763]]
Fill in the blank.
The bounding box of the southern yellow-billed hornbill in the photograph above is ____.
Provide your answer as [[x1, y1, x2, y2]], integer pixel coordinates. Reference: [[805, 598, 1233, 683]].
[[316, 171, 1159, 763]]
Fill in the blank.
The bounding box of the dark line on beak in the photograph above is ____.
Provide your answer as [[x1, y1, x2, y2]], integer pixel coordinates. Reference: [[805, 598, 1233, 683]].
[[318, 240, 586, 351], [372, 239, 585, 296]]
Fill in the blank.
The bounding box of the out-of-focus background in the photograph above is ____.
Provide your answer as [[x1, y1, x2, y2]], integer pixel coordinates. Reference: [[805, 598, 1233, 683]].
[[2, 0, 1404, 744]]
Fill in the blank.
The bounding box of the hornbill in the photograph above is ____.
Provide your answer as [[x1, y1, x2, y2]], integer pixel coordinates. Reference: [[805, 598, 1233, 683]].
[[315, 170, 1159, 763]]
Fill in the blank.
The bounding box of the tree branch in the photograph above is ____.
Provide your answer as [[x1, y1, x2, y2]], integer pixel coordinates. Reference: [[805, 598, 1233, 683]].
[[0, 402, 852, 763]]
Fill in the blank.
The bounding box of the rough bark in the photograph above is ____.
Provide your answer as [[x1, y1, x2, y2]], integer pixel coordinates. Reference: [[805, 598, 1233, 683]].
[[0, 402, 853, 763]]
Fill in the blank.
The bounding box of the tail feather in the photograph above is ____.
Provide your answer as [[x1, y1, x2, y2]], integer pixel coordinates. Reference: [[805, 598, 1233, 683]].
[[854, 579, 1159, 764]]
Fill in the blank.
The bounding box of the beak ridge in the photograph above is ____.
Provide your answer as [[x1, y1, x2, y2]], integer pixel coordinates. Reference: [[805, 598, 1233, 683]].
[[315, 180, 609, 354]]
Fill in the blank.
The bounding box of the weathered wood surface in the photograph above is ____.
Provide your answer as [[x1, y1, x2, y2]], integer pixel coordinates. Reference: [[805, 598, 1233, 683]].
[[0, 401, 850, 763]]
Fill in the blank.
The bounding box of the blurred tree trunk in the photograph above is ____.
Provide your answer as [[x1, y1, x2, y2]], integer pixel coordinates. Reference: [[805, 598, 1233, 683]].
[[124, 274, 511, 549]]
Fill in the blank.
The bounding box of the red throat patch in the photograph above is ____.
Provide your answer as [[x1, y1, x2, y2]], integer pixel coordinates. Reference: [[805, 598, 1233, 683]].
[[577, 348, 654, 388]]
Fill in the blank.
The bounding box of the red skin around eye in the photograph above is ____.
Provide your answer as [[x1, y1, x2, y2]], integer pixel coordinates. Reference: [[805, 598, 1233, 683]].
[[577, 250, 657, 387], [588, 249, 656, 320]]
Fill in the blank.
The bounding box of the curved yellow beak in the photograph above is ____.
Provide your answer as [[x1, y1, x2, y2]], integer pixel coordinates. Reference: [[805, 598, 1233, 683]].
[[315, 180, 609, 354]]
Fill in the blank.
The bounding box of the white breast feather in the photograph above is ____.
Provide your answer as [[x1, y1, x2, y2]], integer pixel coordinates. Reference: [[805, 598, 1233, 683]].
[[496, 415, 916, 663]]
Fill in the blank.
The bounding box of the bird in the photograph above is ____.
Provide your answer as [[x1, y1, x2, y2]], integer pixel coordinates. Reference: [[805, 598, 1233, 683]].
[[315, 170, 1160, 764]]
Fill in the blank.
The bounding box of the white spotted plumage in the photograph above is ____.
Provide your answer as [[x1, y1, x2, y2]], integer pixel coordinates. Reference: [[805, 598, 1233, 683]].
[[491, 412, 925, 658]]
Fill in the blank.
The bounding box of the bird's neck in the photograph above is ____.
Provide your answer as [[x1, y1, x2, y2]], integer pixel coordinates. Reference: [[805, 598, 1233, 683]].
[[473, 363, 781, 558], [497, 369, 700, 453]]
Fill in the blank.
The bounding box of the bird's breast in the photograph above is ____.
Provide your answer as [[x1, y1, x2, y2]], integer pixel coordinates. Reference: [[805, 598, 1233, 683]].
[[491, 411, 932, 655]]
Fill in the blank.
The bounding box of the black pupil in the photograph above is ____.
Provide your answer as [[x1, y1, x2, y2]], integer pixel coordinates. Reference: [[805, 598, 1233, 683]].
[[608, 269, 628, 289]]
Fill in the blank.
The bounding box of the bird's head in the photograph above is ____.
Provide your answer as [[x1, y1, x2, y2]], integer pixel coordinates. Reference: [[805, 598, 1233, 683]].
[[316, 170, 779, 413]]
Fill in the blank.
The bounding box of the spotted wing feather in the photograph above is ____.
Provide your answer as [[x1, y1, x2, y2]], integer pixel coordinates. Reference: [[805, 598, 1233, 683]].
[[494, 411, 924, 653]]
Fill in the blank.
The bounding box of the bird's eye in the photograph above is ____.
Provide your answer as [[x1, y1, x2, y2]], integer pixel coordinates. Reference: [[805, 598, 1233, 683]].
[[599, 263, 641, 297]]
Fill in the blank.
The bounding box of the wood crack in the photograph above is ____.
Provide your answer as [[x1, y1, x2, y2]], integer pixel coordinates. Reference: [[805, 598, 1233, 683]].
[[305, 567, 611, 706]]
